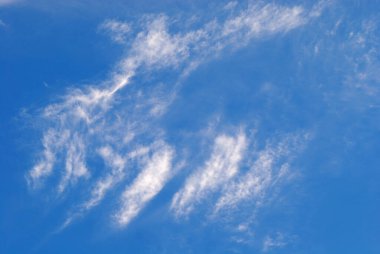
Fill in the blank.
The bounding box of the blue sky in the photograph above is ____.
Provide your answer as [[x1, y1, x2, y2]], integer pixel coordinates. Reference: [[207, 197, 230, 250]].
[[1, 0, 380, 253]]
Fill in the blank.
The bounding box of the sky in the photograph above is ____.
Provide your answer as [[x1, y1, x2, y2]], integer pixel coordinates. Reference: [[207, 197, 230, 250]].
[[1, 0, 380, 253]]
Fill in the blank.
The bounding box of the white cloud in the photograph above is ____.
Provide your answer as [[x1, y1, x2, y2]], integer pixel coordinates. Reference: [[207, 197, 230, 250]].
[[262, 232, 291, 252], [223, 1, 238, 11], [308, 12, 380, 109], [344, 20, 380, 98], [58, 133, 89, 193], [58, 143, 154, 230], [127, 15, 192, 69], [82, 146, 127, 209], [83, 144, 152, 210], [213, 148, 281, 214], [29, 1, 321, 189], [221, 4, 305, 37], [119, 1, 322, 72], [28, 129, 70, 187], [213, 133, 309, 216], [0, 0, 20, 6], [27, 1, 323, 228], [115, 142, 174, 226], [100, 19, 131, 44], [27, 71, 135, 190], [171, 131, 246, 217]]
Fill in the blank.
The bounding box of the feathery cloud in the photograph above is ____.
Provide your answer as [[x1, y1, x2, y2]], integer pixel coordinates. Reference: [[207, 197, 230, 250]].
[[0, 0, 20, 6], [213, 133, 309, 217], [100, 19, 131, 44], [27, 1, 324, 228], [115, 142, 174, 226], [28, 1, 320, 189], [262, 232, 293, 252], [171, 131, 246, 217]]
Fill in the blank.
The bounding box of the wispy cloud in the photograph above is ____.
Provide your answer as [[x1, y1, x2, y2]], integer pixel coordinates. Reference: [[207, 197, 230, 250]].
[[0, 0, 20, 7], [262, 232, 295, 252], [28, 1, 320, 189], [27, 1, 324, 228], [28, 129, 70, 187], [171, 130, 247, 217], [344, 19, 380, 99], [60, 143, 153, 230], [99, 19, 131, 44], [213, 133, 309, 217], [171, 131, 309, 222], [115, 142, 174, 226], [58, 133, 89, 193], [82, 145, 128, 210]]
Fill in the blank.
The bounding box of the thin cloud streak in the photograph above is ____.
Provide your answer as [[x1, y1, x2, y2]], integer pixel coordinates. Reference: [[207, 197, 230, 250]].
[[0, 0, 20, 6], [83, 146, 128, 210], [171, 131, 247, 217], [59, 144, 151, 230], [83, 144, 151, 211], [100, 19, 131, 44], [58, 133, 89, 193], [213, 133, 310, 216], [115, 142, 174, 227]]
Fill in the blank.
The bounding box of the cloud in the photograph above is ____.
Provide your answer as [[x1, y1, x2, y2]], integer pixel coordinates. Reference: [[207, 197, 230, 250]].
[[344, 20, 380, 98], [171, 130, 247, 217], [304, 7, 380, 110], [0, 0, 20, 6], [58, 133, 89, 193], [213, 133, 309, 216], [60, 144, 152, 230], [27, 71, 135, 192], [28, 1, 320, 188], [114, 1, 322, 72], [100, 19, 131, 44], [28, 129, 70, 188], [115, 142, 174, 226], [223, 1, 238, 11], [27, 1, 324, 228], [220, 4, 304, 37], [170, 131, 309, 222], [82, 145, 128, 210], [262, 232, 293, 252], [132, 15, 189, 68]]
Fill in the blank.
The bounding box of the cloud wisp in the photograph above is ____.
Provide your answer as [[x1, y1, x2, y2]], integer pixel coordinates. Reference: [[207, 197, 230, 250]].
[[115, 142, 174, 227], [100, 19, 131, 44], [0, 0, 20, 7], [170, 130, 309, 221], [213, 133, 309, 217], [171, 131, 247, 217]]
